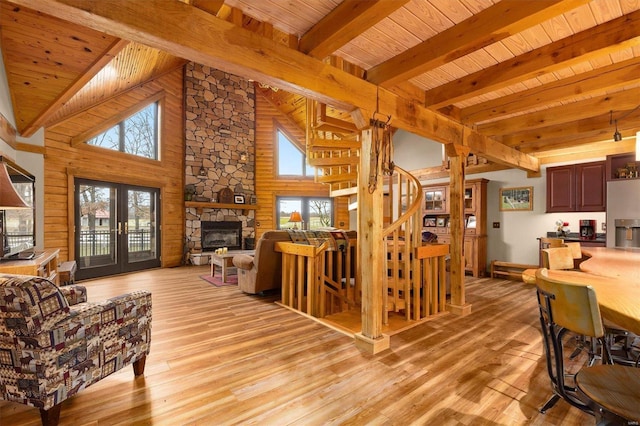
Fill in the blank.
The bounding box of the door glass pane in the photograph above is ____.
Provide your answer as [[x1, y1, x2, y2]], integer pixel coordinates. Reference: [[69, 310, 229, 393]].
[[78, 184, 117, 268], [127, 189, 157, 263]]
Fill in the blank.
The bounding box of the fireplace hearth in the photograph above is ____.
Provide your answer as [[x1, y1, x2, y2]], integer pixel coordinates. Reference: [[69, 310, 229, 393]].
[[201, 221, 242, 251]]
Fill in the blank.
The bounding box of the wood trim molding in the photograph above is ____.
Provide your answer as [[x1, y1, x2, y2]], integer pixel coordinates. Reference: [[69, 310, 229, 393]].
[[65, 166, 166, 188], [15, 142, 46, 156], [0, 112, 17, 149]]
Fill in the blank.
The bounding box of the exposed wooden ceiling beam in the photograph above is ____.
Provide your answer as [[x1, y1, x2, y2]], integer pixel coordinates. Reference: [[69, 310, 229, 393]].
[[461, 56, 640, 124], [478, 86, 640, 136], [535, 139, 636, 164], [21, 38, 129, 137], [425, 9, 640, 109], [190, 0, 224, 16], [299, 0, 409, 59], [13, 0, 539, 172], [504, 107, 640, 153], [367, 0, 589, 88]]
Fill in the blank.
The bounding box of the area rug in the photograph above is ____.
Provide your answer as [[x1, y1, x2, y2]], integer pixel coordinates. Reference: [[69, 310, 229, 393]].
[[200, 274, 238, 287]]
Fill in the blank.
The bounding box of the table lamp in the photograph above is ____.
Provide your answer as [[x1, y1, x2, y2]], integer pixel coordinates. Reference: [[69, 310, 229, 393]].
[[288, 211, 302, 230], [0, 161, 30, 258], [0, 162, 29, 209]]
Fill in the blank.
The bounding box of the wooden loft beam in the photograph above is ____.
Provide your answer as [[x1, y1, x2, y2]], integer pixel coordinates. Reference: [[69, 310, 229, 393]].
[[15, 0, 538, 173], [299, 0, 409, 59], [461, 56, 640, 124], [425, 9, 640, 109], [367, 0, 589, 88]]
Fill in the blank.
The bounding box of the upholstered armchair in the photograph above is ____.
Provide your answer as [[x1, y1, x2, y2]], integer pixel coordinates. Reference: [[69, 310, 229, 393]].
[[232, 230, 292, 294], [0, 274, 152, 425]]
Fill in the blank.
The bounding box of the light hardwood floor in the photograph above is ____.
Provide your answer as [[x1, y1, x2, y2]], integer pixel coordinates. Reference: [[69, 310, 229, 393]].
[[0, 266, 592, 425]]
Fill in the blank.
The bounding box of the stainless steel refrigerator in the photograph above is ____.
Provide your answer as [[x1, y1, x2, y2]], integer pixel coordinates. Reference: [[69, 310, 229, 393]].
[[606, 180, 640, 247]]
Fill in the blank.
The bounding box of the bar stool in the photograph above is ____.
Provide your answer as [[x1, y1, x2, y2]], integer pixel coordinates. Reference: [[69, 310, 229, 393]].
[[534, 268, 610, 415], [576, 364, 640, 424]]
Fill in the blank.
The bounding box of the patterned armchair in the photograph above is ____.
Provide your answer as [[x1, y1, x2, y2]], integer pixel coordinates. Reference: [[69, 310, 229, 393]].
[[0, 274, 152, 425]]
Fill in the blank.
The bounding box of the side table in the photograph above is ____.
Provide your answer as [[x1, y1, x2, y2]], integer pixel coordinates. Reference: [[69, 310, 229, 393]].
[[210, 249, 254, 283]]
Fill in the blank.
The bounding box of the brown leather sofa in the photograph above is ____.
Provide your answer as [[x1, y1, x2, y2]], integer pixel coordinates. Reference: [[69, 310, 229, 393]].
[[232, 230, 292, 294]]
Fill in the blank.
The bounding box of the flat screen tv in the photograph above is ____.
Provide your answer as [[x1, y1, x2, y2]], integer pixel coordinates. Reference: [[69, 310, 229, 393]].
[[0, 158, 35, 259]]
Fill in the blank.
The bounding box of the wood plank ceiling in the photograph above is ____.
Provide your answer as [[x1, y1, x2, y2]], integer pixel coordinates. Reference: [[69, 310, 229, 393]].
[[1, 0, 640, 171]]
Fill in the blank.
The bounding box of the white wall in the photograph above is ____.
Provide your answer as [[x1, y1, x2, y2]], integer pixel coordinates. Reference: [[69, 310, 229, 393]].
[[393, 131, 606, 266], [0, 49, 46, 249]]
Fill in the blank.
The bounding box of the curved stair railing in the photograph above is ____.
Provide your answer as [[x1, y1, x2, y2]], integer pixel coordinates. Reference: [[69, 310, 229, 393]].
[[304, 100, 446, 326], [382, 166, 424, 323]]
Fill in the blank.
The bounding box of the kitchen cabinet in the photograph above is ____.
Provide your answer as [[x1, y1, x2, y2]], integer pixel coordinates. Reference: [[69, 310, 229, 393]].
[[546, 161, 606, 212], [606, 152, 640, 180], [423, 178, 488, 277]]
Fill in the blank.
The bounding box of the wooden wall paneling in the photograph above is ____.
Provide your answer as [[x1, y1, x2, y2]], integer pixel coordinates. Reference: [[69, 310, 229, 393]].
[[254, 93, 350, 239], [44, 68, 185, 266]]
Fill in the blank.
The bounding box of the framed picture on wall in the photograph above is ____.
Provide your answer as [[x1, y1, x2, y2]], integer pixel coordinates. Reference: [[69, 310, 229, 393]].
[[499, 186, 533, 211], [234, 194, 245, 204], [424, 216, 436, 227]]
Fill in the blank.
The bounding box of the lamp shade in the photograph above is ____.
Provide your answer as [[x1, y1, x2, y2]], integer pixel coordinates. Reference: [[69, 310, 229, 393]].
[[0, 162, 29, 209], [288, 211, 302, 223]]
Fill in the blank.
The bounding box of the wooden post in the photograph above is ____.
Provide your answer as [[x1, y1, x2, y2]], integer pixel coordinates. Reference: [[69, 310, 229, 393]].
[[445, 143, 472, 316], [354, 127, 390, 354]]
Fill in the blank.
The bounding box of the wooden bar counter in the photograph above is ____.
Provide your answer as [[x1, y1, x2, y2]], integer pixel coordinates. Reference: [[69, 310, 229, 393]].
[[545, 247, 640, 335]]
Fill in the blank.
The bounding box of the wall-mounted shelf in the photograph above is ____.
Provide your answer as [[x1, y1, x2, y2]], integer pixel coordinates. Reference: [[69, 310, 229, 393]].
[[185, 201, 257, 214]]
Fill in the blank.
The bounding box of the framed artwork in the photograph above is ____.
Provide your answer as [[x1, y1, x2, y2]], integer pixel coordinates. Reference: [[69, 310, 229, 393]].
[[436, 217, 446, 227], [499, 186, 533, 211], [424, 217, 436, 227], [466, 215, 476, 228], [234, 194, 245, 204]]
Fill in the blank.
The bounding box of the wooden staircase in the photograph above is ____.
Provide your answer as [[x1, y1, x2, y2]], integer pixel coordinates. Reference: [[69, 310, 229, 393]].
[[306, 100, 433, 324]]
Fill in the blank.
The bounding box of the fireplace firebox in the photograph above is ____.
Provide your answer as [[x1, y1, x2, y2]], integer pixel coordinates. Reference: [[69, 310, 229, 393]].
[[201, 221, 242, 251]]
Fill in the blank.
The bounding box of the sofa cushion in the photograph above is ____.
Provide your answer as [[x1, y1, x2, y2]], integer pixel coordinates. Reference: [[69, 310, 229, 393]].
[[0, 274, 69, 336]]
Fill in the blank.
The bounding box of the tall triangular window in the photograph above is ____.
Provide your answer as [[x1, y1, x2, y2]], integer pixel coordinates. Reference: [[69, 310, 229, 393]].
[[277, 129, 314, 177], [87, 102, 159, 160]]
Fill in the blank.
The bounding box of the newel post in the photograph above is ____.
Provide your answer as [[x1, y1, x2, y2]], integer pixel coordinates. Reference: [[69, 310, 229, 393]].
[[354, 126, 390, 354], [445, 142, 472, 316]]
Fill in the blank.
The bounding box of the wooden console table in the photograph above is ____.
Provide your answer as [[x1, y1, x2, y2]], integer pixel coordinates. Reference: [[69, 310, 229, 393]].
[[0, 249, 60, 285]]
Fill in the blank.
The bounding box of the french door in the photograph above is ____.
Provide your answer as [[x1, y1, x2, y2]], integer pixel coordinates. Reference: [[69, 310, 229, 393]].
[[74, 179, 161, 280]]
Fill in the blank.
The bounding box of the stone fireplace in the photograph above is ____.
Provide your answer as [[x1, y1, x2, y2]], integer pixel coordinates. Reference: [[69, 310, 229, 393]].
[[184, 63, 256, 255], [201, 221, 242, 251]]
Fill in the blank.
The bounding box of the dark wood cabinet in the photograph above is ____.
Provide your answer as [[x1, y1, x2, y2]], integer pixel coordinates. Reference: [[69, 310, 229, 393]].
[[606, 152, 640, 180], [575, 162, 606, 211], [546, 161, 605, 212], [547, 165, 574, 212]]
